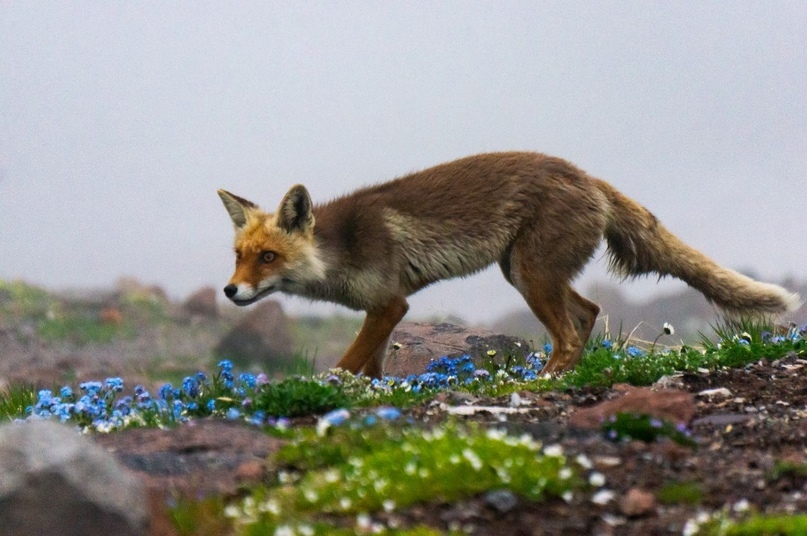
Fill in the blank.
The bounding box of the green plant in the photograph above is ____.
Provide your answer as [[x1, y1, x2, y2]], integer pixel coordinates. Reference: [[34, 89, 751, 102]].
[[224, 422, 580, 533], [0, 384, 37, 421], [697, 513, 807, 535], [37, 314, 133, 345], [253, 377, 351, 418], [657, 480, 703, 505], [602, 413, 696, 447], [769, 460, 807, 481]]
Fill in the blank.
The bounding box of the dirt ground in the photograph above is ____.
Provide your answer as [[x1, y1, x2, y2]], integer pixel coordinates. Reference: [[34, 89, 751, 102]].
[[89, 351, 807, 535]]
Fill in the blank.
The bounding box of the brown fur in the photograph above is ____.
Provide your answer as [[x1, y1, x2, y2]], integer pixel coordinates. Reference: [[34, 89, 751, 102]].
[[219, 152, 800, 377]]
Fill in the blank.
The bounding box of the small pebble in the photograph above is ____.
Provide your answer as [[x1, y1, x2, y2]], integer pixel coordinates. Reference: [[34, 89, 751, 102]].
[[484, 489, 518, 513]]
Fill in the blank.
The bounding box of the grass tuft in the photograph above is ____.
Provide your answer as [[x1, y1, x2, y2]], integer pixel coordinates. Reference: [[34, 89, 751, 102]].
[[0, 384, 38, 421]]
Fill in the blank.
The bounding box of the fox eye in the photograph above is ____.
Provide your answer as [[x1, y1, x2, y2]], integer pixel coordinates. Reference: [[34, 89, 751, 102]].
[[260, 251, 278, 264]]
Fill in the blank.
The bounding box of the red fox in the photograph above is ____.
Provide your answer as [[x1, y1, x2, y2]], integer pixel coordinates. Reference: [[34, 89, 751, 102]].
[[218, 152, 799, 378]]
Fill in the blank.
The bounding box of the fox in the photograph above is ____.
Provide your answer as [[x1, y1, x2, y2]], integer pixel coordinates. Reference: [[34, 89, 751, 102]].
[[218, 152, 800, 378]]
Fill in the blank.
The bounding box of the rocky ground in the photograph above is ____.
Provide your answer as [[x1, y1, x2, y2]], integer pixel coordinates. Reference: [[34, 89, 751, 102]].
[[89, 352, 807, 535], [3, 281, 807, 535]]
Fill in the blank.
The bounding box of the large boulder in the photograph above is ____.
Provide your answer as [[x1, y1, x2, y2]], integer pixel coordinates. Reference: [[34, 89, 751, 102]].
[[215, 300, 296, 371], [0, 420, 148, 536], [181, 286, 218, 318], [384, 322, 532, 377]]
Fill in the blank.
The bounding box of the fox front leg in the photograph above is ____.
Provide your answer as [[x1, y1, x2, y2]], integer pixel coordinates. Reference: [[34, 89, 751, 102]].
[[336, 297, 409, 379]]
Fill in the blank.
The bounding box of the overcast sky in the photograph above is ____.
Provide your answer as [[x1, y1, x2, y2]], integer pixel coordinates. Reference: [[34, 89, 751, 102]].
[[1, 2, 805, 324]]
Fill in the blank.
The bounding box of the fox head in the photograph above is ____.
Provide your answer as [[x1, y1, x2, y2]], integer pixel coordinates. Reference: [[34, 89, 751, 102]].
[[218, 185, 326, 305]]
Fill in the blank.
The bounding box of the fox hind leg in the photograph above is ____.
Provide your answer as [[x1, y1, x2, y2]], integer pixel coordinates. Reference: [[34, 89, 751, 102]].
[[567, 288, 600, 348], [501, 232, 601, 374], [513, 271, 586, 374]]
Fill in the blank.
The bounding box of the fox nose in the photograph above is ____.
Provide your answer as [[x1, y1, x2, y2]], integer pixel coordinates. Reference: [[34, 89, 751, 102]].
[[223, 284, 238, 299]]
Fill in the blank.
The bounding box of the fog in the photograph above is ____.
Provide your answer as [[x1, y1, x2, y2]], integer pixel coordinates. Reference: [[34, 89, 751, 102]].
[[1, 2, 804, 323]]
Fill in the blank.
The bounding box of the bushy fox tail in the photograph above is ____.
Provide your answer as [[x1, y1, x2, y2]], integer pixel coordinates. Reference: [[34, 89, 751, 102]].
[[595, 180, 801, 316]]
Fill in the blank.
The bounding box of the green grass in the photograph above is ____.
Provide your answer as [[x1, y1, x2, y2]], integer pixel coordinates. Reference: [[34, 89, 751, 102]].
[[37, 314, 135, 345], [697, 513, 807, 535], [0, 279, 56, 318], [217, 421, 580, 534], [0, 384, 37, 421], [769, 460, 807, 481], [657, 480, 703, 505]]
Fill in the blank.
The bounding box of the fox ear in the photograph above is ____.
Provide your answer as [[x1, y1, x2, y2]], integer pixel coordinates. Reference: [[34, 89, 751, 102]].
[[277, 184, 314, 233], [218, 189, 257, 229]]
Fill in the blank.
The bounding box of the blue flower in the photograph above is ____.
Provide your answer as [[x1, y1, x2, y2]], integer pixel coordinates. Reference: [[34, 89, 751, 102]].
[[217, 359, 233, 372], [104, 377, 124, 392], [601, 339, 613, 350], [158, 383, 174, 400], [182, 376, 199, 398], [626, 345, 646, 358], [321, 408, 350, 427], [80, 381, 103, 394], [376, 407, 401, 421], [238, 373, 257, 389]]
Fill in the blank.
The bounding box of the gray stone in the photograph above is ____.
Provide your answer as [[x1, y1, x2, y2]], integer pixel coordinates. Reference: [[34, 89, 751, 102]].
[[0, 420, 148, 536], [484, 488, 519, 513]]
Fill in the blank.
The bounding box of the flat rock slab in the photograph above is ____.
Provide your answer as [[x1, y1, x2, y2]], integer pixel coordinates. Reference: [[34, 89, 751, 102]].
[[569, 384, 696, 428], [94, 419, 285, 498], [385, 322, 532, 377]]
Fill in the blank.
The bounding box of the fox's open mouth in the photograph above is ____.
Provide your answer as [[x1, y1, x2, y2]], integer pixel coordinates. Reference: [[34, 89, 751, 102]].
[[230, 285, 276, 306]]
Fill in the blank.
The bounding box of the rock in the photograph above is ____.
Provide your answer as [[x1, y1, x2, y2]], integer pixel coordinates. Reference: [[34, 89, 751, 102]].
[[697, 387, 733, 399], [569, 384, 696, 429], [384, 322, 531, 377], [619, 488, 656, 517], [181, 286, 218, 318], [93, 419, 283, 498], [0, 420, 148, 536], [215, 300, 295, 371], [484, 489, 518, 513]]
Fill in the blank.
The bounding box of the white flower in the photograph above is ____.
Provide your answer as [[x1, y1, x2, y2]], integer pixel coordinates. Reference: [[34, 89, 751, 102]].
[[543, 444, 564, 457], [463, 448, 483, 471], [663, 322, 674, 335], [588, 472, 606, 487], [591, 489, 615, 505], [733, 498, 750, 512], [259, 499, 281, 515]]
